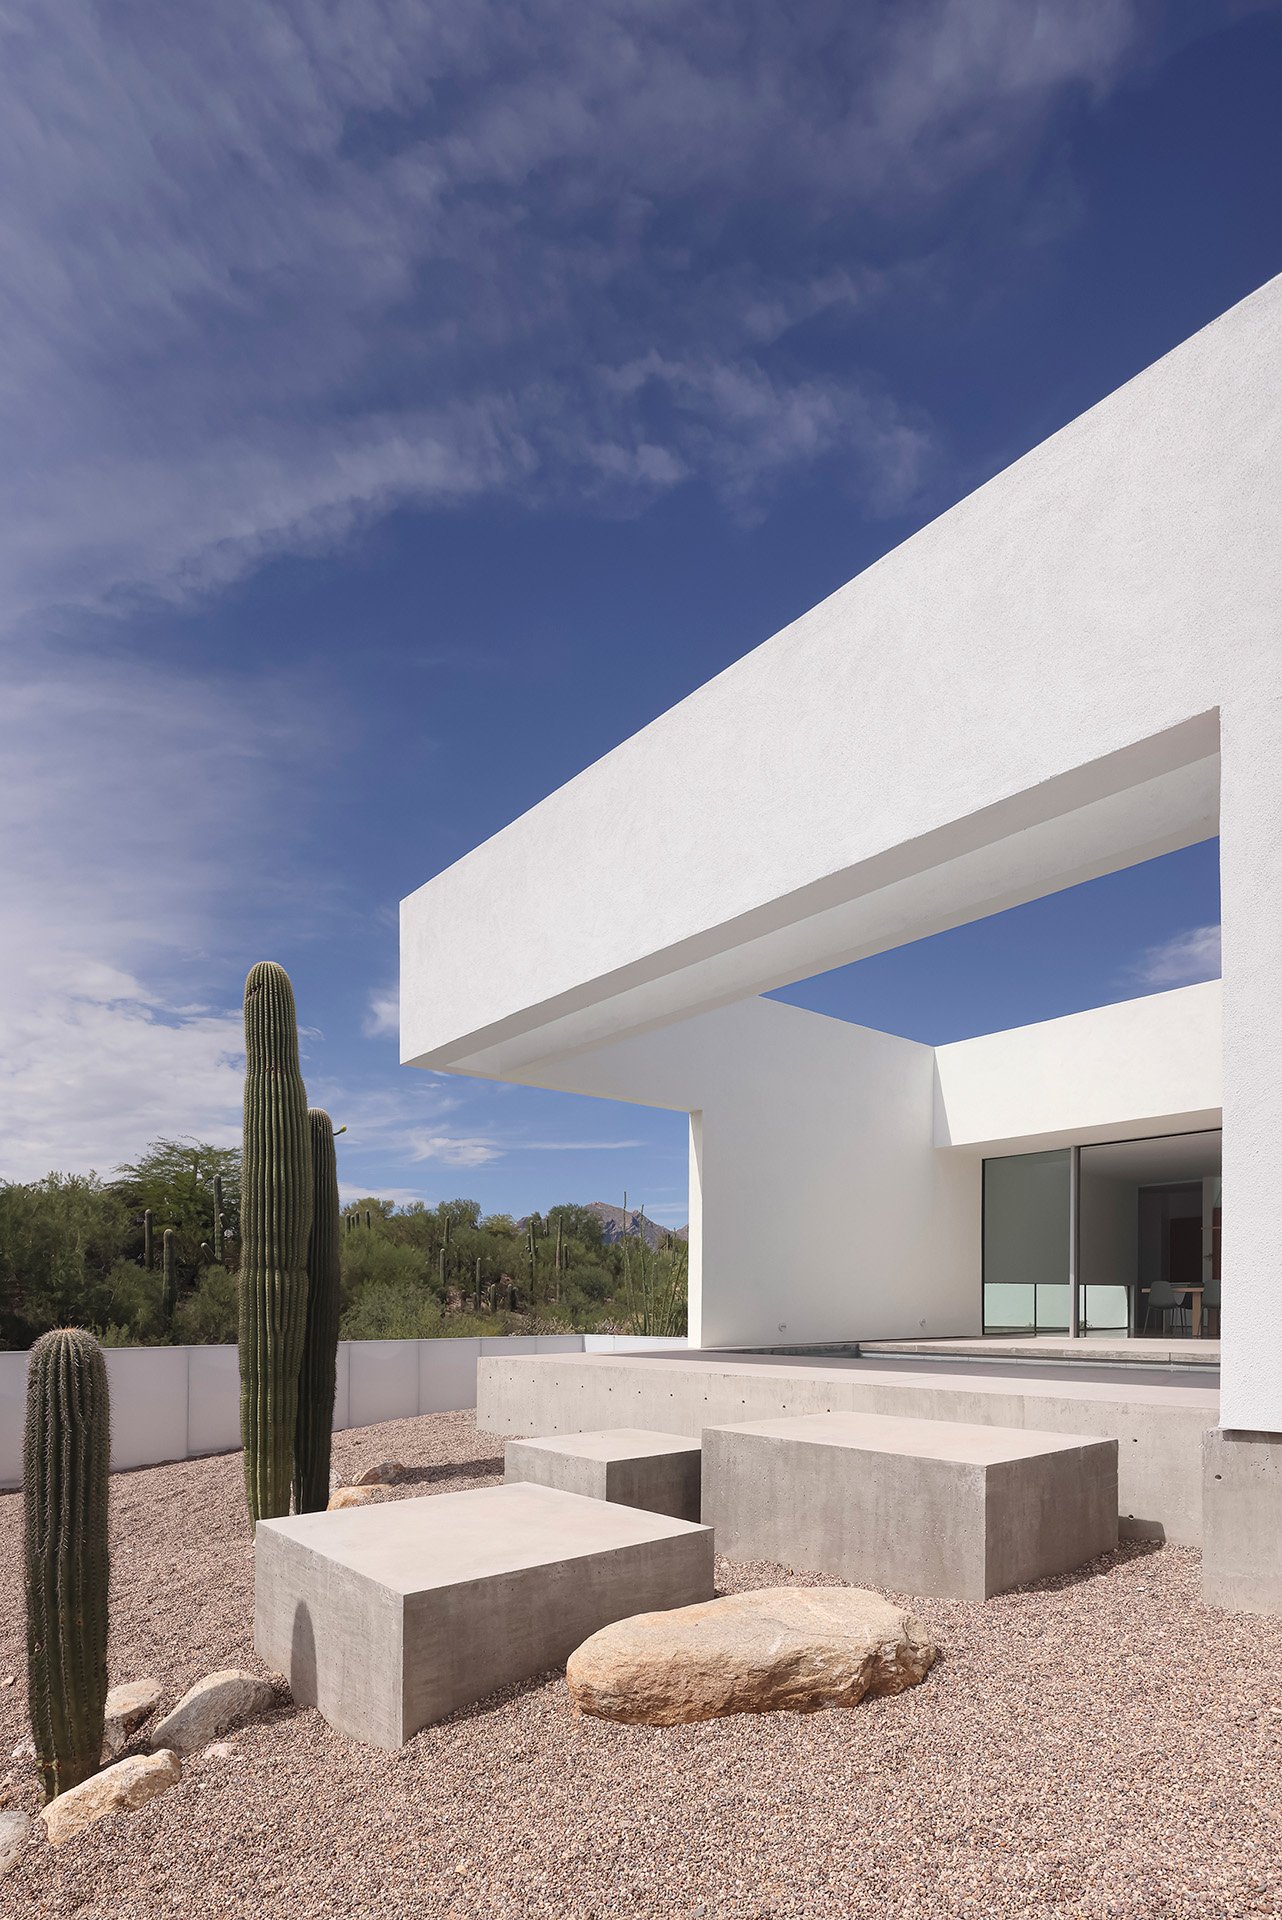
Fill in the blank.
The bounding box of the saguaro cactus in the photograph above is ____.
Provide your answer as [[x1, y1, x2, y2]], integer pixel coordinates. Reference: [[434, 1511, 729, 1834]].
[[212, 1174, 225, 1266], [24, 1329, 110, 1803], [161, 1228, 176, 1326], [292, 1109, 341, 1515], [239, 961, 312, 1524], [142, 1209, 154, 1271]]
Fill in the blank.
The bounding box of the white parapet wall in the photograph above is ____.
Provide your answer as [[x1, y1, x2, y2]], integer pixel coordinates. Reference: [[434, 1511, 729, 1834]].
[[0, 1333, 687, 1489]]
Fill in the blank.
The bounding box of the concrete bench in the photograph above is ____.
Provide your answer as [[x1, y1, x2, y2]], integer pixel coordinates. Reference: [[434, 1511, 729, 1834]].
[[505, 1427, 702, 1521], [703, 1411, 1117, 1601], [254, 1481, 714, 1748]]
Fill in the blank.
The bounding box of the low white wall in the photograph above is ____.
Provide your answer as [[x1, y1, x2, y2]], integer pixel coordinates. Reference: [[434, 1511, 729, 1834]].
[[0, 1334, 687, 1489]]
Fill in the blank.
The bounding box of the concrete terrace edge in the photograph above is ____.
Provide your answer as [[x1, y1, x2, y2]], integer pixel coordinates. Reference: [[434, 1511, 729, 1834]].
[[477, 1351, 1218, 1545]]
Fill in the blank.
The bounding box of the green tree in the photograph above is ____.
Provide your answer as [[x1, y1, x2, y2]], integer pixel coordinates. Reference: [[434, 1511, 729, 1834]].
[[0, 1175, 130, 1344], [113, 1138, 240, 1272]]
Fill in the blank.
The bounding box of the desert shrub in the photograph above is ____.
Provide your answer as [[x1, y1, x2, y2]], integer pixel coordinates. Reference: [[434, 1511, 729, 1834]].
[[98, 1258, 169, 1343], [173, 1265, 239, 1344]]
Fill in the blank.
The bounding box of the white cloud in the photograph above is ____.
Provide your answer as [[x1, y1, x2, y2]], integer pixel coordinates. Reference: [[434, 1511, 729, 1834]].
[[363, 987, 400, 1040], [406, 1131, 645, 1169], [338, 1185, 430, 1210], [1131, 923, 1222, 990], [0, 642, 326, 1180], [0, 0, 1153, 627]]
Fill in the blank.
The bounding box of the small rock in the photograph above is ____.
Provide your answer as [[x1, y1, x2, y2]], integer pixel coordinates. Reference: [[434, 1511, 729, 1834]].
[[148, 1670, 277, 1758], [0, 1810, 30, 1876], [102, 1678, 163, 1760], [0, 1675, 14, 1688], [353, 1459, 407, 1487], [204, 1741, 236, 1760], [327, 1484, 389, 1510], [10, 1740, 33, 1763], [41, 1750, 181, 1846], [567, 1585, 937, 1725]]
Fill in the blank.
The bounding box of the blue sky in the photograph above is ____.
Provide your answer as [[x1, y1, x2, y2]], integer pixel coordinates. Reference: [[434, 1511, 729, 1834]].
[[1, 1, 1271, 1221]]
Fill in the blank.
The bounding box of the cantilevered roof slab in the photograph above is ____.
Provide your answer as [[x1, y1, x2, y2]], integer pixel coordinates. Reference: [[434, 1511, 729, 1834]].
[[401, 275, 1279, 1079]]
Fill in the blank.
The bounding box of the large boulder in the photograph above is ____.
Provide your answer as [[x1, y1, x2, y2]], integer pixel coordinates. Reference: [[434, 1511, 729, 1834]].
[[41, 1750, 181, 1846], [352, 1459, 407, 1487], [102, 1677, 163, 1760], [566, 1585, 937, 1725], [327, 1484, 389, 1510], [148, 1670, 277, 1757]]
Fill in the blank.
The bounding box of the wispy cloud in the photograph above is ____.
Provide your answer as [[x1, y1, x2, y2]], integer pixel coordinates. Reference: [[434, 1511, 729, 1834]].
[[0, 0, 1151, 628], [1130, 924, 1222, 990], [338, 1185, 430, 1211], [0, 643, 328, 1180], [406, 1131, 645, 1169], [363, 987, 400, 1040]]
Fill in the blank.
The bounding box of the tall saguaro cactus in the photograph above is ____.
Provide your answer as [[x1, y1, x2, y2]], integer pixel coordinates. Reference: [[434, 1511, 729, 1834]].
[[142, 1209, 154, 1271], [239, 961, 313, 1524], [292, 1110, 341, 1515], [24, 1329, 111, 1803]]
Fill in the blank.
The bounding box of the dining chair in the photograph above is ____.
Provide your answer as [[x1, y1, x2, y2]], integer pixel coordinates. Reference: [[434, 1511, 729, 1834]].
[[1142, 1279, 1186, 1335]]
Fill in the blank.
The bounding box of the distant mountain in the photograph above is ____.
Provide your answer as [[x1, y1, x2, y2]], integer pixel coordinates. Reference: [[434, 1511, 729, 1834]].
[[586, 1202, 687, 1248]]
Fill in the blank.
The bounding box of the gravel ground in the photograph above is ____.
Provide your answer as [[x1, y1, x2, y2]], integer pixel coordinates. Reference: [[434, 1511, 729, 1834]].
[[2, 1412, 1282, 1920]]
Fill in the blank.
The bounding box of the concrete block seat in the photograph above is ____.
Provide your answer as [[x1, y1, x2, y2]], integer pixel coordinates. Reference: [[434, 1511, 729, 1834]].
[[703, 1411, 1117, 1602], [505, 1427, 702, 1521], [255, 1481, 714, 1748]]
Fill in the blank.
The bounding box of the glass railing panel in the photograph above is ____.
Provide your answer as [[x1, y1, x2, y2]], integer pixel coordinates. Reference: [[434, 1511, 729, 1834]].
[[1033, 1282, 1070, 1333], [982, 1283, 1036, 1333]]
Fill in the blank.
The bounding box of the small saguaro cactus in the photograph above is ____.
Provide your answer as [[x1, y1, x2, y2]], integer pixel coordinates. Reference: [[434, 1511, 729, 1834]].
[[161, 1228, 176, 1326], [475, 1255, 482, 1313], [24, 1329, 111, 1803], [293, 1110, 341, 1515], [142, 1209, 154, 1271], [438, 1247, 447, 1292], [239, 961, 313, 1524]]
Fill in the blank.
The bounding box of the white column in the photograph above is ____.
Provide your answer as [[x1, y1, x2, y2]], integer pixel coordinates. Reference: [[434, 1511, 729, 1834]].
[[686, 1112, 704, 1350], [1218, 692, 1282, 1430]]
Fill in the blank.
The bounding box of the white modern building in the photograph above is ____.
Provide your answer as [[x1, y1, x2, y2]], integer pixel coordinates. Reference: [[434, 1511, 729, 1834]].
[[401, 275, 1282, 1610]]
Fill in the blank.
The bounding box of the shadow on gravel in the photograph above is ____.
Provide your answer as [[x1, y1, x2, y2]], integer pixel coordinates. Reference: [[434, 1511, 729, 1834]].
[[396, 1457, 505, 1486], [434, 1668, 563, 1727], [1004, 1535, 1167, 1597]]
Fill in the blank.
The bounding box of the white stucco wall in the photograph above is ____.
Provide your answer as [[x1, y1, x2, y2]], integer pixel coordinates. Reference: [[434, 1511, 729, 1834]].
[[403, 279, 1278, 1076], [508, 996, 979, 1349], [691, 1005, 979, 1348], [934, 982, 1222, 1153], [401, 275, 1279, 1423]]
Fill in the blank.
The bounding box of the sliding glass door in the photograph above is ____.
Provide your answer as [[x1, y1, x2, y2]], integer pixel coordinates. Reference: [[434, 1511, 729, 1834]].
[[983, 1130, 1223, 1338], [982, 1148, 1070, 1334]]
